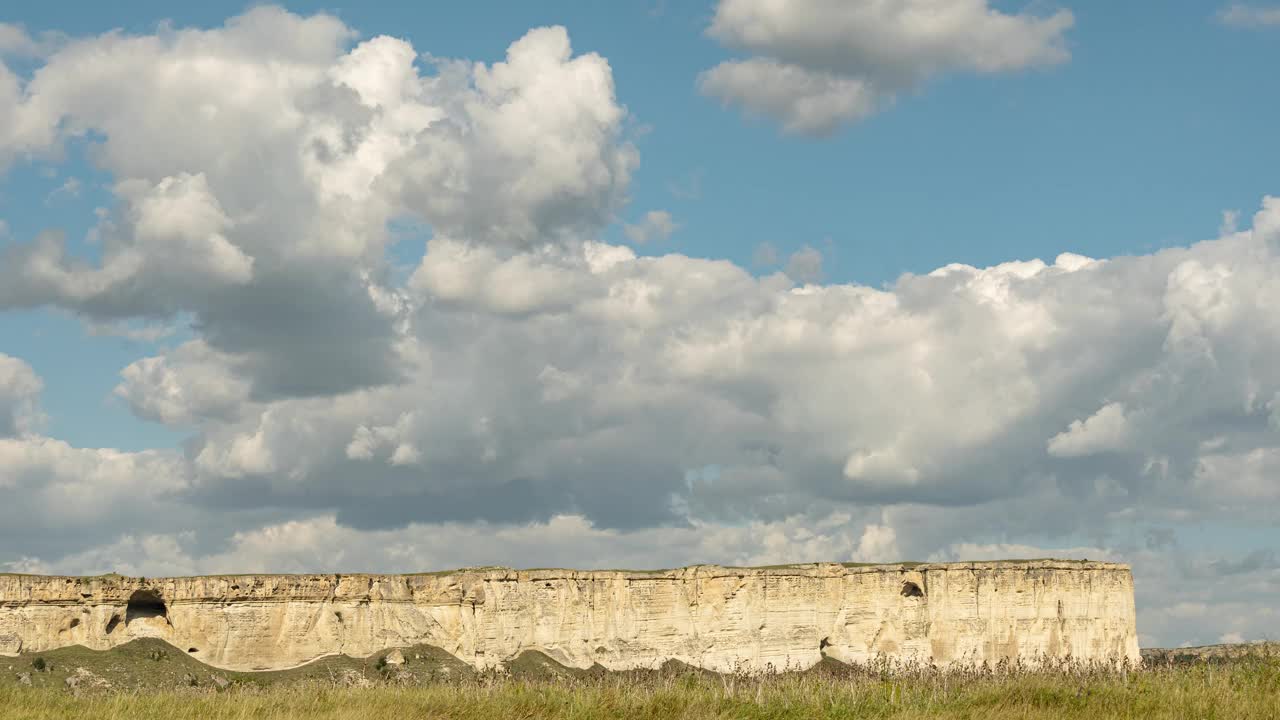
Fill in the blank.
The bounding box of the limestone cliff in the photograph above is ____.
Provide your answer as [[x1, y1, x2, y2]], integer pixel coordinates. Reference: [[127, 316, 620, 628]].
[[0, 561, 1140, 672]]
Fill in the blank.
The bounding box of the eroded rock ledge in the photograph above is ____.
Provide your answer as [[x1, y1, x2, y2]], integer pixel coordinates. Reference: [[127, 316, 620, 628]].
[[0, 561, 1140, 672]]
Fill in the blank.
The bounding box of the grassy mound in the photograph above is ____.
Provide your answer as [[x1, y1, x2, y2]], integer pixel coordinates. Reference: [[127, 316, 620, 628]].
[[1, 638, 473, 692]]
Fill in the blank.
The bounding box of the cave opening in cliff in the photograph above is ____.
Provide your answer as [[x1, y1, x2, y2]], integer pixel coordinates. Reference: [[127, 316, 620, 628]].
[[125, 589, 169, 625], [901, 581, 924, 598]]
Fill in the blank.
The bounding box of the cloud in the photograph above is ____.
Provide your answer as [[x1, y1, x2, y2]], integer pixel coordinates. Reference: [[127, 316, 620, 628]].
[[850, 522, 900, 563], [43, 176, 81, 204], [931, 542, 1115, 563], [0, 8, 634, 399], [28, 511, 898, 578], [409, 237, 596, 316], [1047, 402, 1132, 458], [1130, 543, 1280, 648], [623, 210, 678, 244], [0, 24, 38, 57], [1208, 548, 1277, 576], [784, 244, 824, 283], [160, 198, 1280, 545], [1218, 4, 1280, 27], [700, 0, 1073, 134], [0, 434, 190, 560], [0, 23, 64, 59], [667, 168, 704, 200], [1220, 209, 1241, 235], [701, 59, 880, 135], [0, 354, 44, 437], [346, 411, 421, 466], [113, 340, 251, 426], [752, 242, 779, 267]]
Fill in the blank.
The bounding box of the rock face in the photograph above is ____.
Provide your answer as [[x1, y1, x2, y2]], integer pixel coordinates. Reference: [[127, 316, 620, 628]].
[[0, 561, 1140, 672]]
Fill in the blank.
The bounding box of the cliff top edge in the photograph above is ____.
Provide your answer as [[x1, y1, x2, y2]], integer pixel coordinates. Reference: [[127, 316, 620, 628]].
[[0, 559, 1129, 582]]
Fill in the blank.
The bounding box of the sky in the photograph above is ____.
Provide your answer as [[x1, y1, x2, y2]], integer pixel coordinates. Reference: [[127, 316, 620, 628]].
[[0, 0, 1278, 649]]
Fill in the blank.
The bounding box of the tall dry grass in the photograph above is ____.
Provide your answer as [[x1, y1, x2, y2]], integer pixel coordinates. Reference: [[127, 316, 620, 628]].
[[2, 655, 1277, 719]]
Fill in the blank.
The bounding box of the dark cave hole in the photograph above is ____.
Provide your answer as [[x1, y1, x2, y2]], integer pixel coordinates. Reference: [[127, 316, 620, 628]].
[[105, 614, 121, 634], [188, 648, 199, 653], [125, 589, 169, 625], [901, 581, 924, 598]]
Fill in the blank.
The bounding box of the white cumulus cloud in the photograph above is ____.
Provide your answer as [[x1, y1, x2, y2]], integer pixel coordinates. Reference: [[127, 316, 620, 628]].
[[700, 0, 1073, 135]]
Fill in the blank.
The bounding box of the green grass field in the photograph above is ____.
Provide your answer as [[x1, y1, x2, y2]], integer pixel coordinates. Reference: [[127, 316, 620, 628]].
[[2, 643, 1278, 719]]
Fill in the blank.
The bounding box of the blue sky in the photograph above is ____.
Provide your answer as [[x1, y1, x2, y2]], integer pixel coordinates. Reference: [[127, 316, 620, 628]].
[[2, 1, 1280, 648]]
